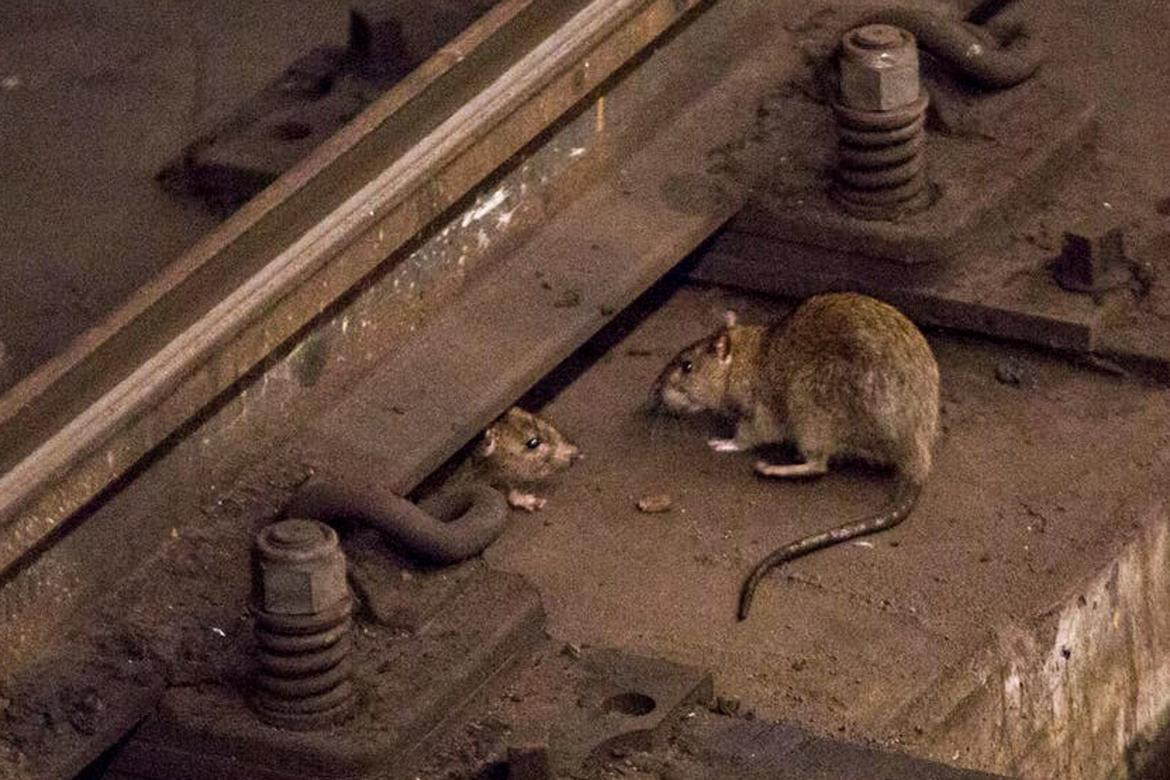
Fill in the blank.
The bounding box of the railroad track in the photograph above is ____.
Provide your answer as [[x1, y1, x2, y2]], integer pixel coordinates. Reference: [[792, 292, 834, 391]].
[[2, 0, 1166, 775]]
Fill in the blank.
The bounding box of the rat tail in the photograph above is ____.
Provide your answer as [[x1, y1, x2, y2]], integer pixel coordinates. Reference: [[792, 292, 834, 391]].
[[737, 480, 921, 621]]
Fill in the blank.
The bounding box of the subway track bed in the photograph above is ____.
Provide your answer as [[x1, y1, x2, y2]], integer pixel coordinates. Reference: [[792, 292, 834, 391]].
[[3, 0, 1170, 778], [8, 275, 1170, 780]]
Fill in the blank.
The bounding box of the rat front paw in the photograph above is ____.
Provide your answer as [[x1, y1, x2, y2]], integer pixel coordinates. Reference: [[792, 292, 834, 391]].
[[707, 437, 744, 453], [508, 489, 546, 512]]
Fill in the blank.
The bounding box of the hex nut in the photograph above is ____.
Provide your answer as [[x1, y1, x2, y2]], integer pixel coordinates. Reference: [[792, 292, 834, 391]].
[[839, 25, 920, 112], [254, 519, 348, 615]]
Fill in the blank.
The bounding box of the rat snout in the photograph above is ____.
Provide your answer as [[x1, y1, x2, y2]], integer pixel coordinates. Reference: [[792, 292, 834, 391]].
[[556, 441, 581, 465], [658, 384, 703, 415]]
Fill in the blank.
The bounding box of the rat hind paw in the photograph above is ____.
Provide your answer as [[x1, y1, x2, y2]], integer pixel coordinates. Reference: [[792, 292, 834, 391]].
[[508, 488, 546, 512], [754, 459, 828, 479], [707, 437, 745, 453]]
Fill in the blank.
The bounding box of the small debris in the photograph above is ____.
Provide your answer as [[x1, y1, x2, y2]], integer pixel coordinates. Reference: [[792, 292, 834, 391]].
[[553, 289, 581, 308], [1, 75, 22, 91], [711, 696, 741, 716], [994, 358, 1030, 387], [1078, 354, 1128, 377], [598, 304, 616, 317], [67, 690, 104, 736], [1022, 502, 1048, 533], [636, 494, 673, 513], [852, 540, 874, 548]]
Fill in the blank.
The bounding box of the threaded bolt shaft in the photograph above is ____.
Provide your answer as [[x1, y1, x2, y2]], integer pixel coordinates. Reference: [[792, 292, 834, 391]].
[[250, 519, 356, 730]]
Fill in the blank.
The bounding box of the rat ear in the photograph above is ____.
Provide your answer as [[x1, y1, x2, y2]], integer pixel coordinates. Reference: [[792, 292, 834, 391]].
[[506, 406, 537, 426], [710, 331, 732, 363], [723, 309, 738, 328], [477, 427, 498, 457]]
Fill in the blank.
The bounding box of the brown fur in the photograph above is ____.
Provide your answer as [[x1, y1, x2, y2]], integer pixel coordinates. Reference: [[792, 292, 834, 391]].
[[466, 407, 580, 511], [652, 293, 940, 619], [653, 293, 939, 484]]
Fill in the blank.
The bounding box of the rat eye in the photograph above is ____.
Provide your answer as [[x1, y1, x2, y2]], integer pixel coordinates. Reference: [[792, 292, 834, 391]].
[[680, 360, 694, 373], [525, 436, 541, 450]]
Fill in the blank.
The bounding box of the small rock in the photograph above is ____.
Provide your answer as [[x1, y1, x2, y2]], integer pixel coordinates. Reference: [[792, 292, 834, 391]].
[[712, 696, 741, 716], [561, 642, 583, 659], [67, 690, 104, 736], [994, 358, 1030, 387], [553, 289, 581, 308], [636, 494, 673, 513]]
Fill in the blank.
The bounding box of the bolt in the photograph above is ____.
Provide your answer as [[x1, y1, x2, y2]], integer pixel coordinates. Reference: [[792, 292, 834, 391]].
[[253, 518, 348, 615], [1050, 227, 1137, 295], [839, 24, 920, 112], [251, 518, 356, 730], [851, 24, 903, 50]]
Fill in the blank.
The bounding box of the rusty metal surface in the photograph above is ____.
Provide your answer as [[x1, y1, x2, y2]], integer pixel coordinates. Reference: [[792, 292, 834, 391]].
[[117, 632, 711, 780], [689, 229, 1104, 352], [0, 0, 710, 579], [110, 568, 546, 780], [682, 1, 1170, 367], [156, 2, 500, 215], [720, 70, 1097, 264], [0, 0, 806, 771]]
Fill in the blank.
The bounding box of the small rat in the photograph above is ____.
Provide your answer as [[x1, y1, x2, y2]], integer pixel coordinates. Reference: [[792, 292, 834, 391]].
[[462, 406, 582, 511], [651, 292, 939, 620], [285, 407, 579, 565]]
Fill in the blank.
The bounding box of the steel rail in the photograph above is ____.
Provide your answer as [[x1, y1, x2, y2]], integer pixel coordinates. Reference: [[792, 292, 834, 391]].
[[0, 0, 703, 574]]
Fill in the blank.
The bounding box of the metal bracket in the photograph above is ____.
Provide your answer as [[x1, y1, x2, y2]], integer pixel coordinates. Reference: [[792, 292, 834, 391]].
[[692, 21, 1170, 378]]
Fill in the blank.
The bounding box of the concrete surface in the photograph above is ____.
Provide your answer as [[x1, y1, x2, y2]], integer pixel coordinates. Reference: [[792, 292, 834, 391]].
[[481, 279, 1170, 778]]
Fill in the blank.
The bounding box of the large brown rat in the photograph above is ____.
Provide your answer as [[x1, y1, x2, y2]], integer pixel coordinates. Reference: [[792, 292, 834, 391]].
[[460, 406, 582, 511], [650, 292, 939, 620]]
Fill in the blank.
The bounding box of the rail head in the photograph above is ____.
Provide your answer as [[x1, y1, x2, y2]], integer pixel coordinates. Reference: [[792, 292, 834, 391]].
[[0, 0, 706, 576]]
